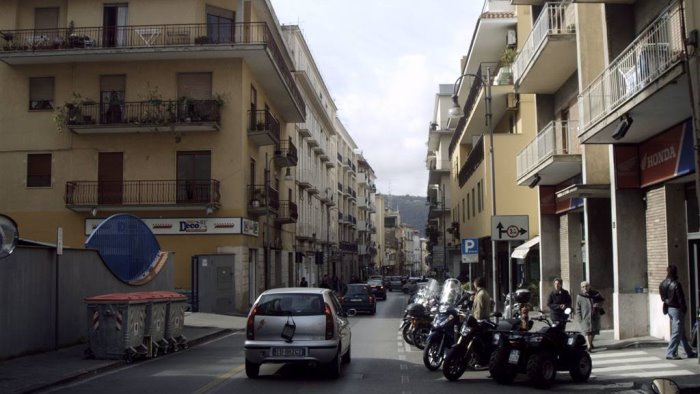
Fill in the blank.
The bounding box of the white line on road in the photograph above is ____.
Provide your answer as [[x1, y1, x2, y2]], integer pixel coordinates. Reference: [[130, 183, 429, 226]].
[[593, 362, 675, 372], [401, 375, 410, 384], [398, 354, 406, 361], [590, 350, 647, 359], [593, 356, 660, 365], [400, 364, 408, 370], [615, 370, 696, 378]]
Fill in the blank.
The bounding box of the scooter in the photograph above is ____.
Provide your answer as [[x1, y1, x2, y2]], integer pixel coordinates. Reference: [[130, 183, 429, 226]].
[[422, 278, 463, 371]]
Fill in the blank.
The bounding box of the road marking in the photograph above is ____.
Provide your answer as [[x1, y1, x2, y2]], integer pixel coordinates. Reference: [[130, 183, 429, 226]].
[[590, 350, 646, 359], [192, 364, 244, 394], [594, 362, 675, 372], [401, 375, 410, 384], [398, 354, 406, 361], [398, 347, 405, 353], [400, 363, 408, 370], [593, 356, 660, 365], [616, 369, 696, 378]]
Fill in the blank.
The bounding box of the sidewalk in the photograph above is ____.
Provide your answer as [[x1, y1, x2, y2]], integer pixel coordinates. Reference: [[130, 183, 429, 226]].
[[0, 313, 247, 394], [0, 314, 690, 394]]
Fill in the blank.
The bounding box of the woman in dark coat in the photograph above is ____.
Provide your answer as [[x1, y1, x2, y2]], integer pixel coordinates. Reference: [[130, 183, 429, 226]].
[[576, 281, 605, 351]]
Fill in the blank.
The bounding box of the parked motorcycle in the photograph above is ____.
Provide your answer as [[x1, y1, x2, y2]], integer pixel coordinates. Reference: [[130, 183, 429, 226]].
[[443, 311, 530, 381], [503, 288, 531, 319], [488, 308, 591, 389], [422, 278, 464, 371], [400, 279, 439, 348]]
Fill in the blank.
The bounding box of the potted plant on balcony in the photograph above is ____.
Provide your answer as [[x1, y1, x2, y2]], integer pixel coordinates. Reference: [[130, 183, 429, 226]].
[[194, 36, 210, 45], [251, 189, 265, 208], [495, 47, 517, 85]]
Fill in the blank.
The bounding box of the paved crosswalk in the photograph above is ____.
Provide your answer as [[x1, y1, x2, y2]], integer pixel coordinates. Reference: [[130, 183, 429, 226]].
[[591, 350, 697, 379]]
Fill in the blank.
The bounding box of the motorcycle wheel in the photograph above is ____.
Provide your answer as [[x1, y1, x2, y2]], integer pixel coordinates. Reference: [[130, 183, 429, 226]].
[[422, 338, 444, 371], [526, 351, 556, 389], [569, 349, 592, 382], [402, 324, 414, 345], [443, 345, 467, 381], [413, 326, 430, 350], [488, 347, 517, 385]]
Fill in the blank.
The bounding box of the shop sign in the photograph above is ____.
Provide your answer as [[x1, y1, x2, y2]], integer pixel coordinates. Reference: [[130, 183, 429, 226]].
[[639, 119, 694, 188], [241, 219, 259, 237], [86, 217, 243, 235]]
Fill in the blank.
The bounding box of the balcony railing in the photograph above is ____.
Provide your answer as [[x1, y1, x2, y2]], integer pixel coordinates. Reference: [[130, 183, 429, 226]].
[[578, 1, 684, 132], [513, 1, 575, 83], [248, 109, 280, 145], [274, 139, 298, 167], [0, 22, 304, 116], [516, 121, 580, 179], [458, 137, 484, 188], [64, 99, 220, 128], [337, 153, 343, 163], [64, 179, 220, 208], [247, 183, 279, 214], [276, 201, 298, 224]]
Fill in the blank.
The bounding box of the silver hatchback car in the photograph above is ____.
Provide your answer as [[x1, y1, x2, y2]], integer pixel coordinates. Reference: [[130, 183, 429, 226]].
[[244, 288, 351, 378]]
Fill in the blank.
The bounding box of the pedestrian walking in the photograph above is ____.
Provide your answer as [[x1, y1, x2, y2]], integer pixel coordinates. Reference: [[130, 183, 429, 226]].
[[576, 281, 604, 351], [659, 265, 697, 359], [299, 277, 308, 287], [547, 277, 572, 329]]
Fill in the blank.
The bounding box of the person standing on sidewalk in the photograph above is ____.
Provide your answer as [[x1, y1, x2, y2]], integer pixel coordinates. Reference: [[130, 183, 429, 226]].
[[472, 276, 491, 320], [659, 265, 697, 359], [548, 277, 572, 329], [576, 281, 604, 352]]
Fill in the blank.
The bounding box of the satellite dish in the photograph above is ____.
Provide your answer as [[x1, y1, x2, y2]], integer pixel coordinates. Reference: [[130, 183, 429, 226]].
[[0, 214, 19, 259], [85, 214, 162, 284]]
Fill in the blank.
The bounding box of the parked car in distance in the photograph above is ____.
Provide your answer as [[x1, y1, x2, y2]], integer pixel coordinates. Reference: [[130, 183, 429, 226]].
[[388, 276, 404, 291], [367, 279, 387, 300], [339, 284, 376, 315], [368, 275, 383, 281], [244, 288, 351, 379], [402, 277, 429, 294]]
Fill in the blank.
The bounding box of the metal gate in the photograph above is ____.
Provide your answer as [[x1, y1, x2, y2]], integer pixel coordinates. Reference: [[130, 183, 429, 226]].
[[191, 254, 235, 314]]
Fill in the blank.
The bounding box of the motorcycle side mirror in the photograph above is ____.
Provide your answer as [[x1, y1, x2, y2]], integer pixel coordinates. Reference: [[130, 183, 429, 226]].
[[0, 214, 19, 260], [564, 307, 572, 315], [651, 378, 680, 394]]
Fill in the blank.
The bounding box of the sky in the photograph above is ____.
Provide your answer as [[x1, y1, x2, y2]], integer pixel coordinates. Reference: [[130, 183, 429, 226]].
[[269, 1, 482, 196]]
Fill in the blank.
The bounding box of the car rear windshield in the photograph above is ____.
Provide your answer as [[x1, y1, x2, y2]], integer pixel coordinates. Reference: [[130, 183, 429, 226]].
[[345, 285, 369, 295], [367, 280, 382, 286], [256, 294, 325, 316]]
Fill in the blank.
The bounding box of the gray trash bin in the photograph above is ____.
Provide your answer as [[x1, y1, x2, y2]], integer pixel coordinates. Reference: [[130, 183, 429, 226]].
[[84, 292, 150, 361], [159, 291, 188, 351], [137, 291, 169, 356]]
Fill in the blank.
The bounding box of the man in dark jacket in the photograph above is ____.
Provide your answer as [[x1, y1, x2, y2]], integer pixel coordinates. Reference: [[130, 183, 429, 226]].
[[659, 265, 697, 359], [547, 277, 572, 329]]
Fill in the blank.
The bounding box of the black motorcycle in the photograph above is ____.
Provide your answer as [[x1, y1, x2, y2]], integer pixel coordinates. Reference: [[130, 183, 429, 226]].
[[400, 301, 432, 348], [422, 278, 463, 371], [488, 309, 591, 389], [443, 312, 529, 381]]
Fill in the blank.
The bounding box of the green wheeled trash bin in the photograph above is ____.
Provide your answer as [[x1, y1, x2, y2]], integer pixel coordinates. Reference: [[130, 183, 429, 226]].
[[158, 291, 188, 351], [84, 292, 150, 362]]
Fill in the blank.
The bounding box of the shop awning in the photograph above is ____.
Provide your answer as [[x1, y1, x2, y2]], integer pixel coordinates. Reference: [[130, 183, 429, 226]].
[[511, 236, 540, 260]]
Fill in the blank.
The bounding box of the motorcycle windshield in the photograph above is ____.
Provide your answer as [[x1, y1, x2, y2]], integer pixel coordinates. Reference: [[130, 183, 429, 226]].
[[439, 278, 462, 305], [424, 279, 440, 296]]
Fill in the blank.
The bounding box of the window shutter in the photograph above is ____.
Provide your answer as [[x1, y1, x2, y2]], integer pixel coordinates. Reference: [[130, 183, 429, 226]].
[[177, 73, 212, 99], [34, 8, 59, 30], [30, 77, 54, 101], [27, 153, 52, 187]]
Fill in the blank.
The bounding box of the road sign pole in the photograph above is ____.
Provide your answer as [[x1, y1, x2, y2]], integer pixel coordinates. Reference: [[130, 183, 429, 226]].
[[508, 241, 513, 318]]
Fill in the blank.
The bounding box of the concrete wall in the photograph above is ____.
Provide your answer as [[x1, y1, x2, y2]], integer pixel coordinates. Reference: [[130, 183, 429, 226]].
[[0, 246, 173, 360]]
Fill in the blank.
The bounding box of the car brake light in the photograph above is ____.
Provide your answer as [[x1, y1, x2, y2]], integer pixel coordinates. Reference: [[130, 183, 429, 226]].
[[369, 295, 375, 303], [324, 302, 334, 339], [246, 304, 258, 340]]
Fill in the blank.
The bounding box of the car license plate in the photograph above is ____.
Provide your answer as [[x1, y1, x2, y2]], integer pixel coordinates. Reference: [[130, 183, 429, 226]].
[[508, 349, 520, 364], [272, 347, 306, 357], [351, 298, 362, 302]]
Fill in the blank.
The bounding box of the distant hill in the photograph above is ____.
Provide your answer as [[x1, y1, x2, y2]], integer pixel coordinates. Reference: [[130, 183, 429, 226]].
[[383, 194, 428, 237]]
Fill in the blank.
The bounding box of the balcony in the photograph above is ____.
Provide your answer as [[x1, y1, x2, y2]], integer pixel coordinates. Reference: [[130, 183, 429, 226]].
[[578, 1, 687, 144], [64, 179, 220, 212], [516, 121, 582, 187], [338, 212, 345, 223], [247, 184, 279, 218], [513, 2, 577, 93], [296, 223, 314, 240], [276, 201, 298, 224], [428, 158, 450, 184], [273, 139, 298, 167], [337, 153, 343, 163], [248, 109, 280, 146], [325, 159, 335, 169], [63, 99, 220, 134], [511, 0, 635, 4], [357, 198, 367, 210], [338, 182, 344, 193], [458, 137, 484, 188], [340, 242, 357, 253], [0, 22, 304, 121], [297, 168, 311, 189]]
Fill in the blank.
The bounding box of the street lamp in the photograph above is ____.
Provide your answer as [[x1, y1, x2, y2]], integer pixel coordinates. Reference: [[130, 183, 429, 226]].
[[448, 68, 497, 311]]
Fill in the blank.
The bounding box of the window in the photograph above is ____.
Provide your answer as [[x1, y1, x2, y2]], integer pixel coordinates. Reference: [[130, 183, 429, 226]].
[[27, 153, 52, 187], [466, 195, 470, 220], [472, 187, 476, 217], [176, 151, 211, 203], [462, 198, 465, 222], [477, 181, 483, 212], [29, 77, 54, 110], [206, 5, 234, 44]]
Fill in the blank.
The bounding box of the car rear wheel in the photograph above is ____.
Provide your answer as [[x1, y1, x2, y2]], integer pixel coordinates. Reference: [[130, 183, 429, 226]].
[[245, 359, 260, 379], [326, 347, 342, 379]]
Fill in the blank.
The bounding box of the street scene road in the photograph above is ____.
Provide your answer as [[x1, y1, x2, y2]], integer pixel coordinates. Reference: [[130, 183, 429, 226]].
[[36, 291, 699, 394]]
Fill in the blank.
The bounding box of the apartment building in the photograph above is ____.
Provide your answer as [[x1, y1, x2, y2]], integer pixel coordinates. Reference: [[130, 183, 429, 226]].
[[357, 152, 378, 278], [335, 121, 360, 282], [373, 194, 387, 275], [0, 0, 377, 313], [383, 207, 401, 275], [444, 0, 540, 298]]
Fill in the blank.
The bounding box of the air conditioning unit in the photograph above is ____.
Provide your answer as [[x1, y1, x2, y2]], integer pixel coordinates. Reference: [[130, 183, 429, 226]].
[[506, 93, 519, 111], [507, 30, 517, 47]]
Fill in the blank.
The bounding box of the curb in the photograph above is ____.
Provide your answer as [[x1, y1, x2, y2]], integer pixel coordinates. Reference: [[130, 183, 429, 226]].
[[604, 340, 667, 351], [22, 329, 235, 394]]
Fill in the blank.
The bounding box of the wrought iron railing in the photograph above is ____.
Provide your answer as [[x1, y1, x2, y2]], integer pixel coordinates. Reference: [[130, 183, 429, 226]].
[[0, 22, 304, 115], [65, 99, 220, 126], [513, 1, 575, 82], [247, 183, 279, 211], [578, 1, 684, 133], [516, 121, 580, 179], [64, 179, 220, 206], [278, 201, 298, 221], [248, 109, 281, 142], [458, 137, 484, 188], [277, 139, 298, 165]]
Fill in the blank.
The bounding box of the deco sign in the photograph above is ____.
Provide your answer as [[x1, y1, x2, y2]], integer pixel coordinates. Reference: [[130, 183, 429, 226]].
[[86, 217, 247, 235]]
